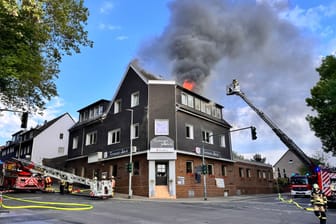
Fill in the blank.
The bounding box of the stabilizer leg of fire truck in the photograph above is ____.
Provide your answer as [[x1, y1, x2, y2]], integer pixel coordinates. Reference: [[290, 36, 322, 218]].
[[12, 158, 113, 198]]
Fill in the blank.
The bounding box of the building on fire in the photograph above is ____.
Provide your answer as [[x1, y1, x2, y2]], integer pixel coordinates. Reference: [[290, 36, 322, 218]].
[[61, 63, 273, 198]]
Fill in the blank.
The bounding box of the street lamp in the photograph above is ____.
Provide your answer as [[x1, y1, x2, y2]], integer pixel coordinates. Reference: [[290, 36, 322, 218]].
[[126, 109, 133, 199], [202, 141, 207, 201]]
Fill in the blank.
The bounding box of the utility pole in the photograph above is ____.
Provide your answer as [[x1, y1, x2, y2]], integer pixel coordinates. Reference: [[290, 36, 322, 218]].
[[126, 109, 133, 199]]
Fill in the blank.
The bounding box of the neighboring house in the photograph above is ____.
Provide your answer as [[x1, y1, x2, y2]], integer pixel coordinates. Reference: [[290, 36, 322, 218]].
[[273, 149, 311, 179], [64, 62, 273, 198], [0, 113, 75, 164]]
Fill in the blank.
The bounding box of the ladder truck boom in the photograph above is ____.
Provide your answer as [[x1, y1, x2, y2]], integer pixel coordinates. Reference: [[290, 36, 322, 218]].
[[11, 158, 113, 198], [226, 79, 314, 170]]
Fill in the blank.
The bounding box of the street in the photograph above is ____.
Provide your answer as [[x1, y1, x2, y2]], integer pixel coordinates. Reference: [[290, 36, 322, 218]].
[[0, 192, 335, 224]]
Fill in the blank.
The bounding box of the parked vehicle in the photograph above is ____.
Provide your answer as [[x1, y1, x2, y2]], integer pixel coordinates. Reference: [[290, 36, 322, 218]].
[[0, 159, 45, 191], [289, 174, 312, 197]]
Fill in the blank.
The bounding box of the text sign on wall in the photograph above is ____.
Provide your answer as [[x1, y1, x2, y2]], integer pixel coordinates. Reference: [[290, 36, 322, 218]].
[[150, 136, 175, 152]]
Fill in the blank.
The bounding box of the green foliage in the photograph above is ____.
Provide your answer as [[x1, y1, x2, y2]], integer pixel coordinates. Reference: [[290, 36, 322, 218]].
[[0, 0, 93, 112], [251, 153, 266, 163], [274, 177, 289, 193], [306, 55, 336, 155]]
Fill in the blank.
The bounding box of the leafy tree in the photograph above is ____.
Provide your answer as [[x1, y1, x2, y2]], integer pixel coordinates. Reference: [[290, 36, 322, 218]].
[[306, 55, 336, 155], [0, 0, 93, 112], [251, 153, 266, 163]]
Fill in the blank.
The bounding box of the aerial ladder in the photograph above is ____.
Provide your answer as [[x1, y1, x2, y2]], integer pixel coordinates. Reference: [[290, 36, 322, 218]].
[[11, 158, 113, 198], [226, 79, 315, 172]]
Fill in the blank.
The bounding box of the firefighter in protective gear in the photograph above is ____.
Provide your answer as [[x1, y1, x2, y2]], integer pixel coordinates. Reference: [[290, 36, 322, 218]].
[[311, 183, 327, 224], [44, 176, 53, 192]]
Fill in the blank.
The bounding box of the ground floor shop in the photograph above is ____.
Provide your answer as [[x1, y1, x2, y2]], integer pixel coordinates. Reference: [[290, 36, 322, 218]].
[[51, 150, 274, 199]]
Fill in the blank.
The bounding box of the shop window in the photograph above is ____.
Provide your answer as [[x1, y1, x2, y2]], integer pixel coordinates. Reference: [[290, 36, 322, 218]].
[[133, 161, 140, 176], [239, 168, 244, 177], [246, 169, 251, 178], [186, 161, 193, 174], [221, 165, 227, 176], [207, 164, 213, 175]]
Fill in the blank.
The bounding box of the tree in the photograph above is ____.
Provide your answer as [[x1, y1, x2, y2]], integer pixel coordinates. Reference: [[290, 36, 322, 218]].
[[306, 55, 336, 155], [251, 153, 266, 163], [0, 0, 93, 112]]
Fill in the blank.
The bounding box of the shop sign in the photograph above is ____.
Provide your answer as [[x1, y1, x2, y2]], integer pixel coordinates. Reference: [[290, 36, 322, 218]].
[[150, 136, 174, 152]]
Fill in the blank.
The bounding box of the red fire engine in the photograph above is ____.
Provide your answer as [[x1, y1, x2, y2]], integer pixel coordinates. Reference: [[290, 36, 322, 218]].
[[316, 167, 336, 204], [0, 159, 45, 191], [289, 174, 313, 197]]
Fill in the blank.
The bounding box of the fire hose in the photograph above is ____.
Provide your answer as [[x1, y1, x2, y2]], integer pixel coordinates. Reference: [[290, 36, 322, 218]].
[[278, 193, 314, 212], [1, 193, 93, 211]]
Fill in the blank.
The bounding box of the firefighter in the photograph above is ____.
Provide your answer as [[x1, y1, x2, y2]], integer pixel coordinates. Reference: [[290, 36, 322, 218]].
[[311, 183, 328, 224], [44, 176, 52, 192], [60, 179, 66, 194]]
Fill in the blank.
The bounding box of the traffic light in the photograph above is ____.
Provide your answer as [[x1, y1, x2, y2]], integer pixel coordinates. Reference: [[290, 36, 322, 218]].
[[201, 164, 207, 174], [251, 126, 257, 140], [127, 163, 133, 173], [21, 112, 28, 129]]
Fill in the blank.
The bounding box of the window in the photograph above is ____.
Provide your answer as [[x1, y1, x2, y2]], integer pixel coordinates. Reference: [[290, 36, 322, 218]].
[[205, 104, 211, 115], [207, 164, 213, 175], [262, 171, 266, 179], [201, 101, 206, 113], [85, 131, 97, 145], [195, 98, 201, 110], [187, 94, 194, 107], [185, 124, 194, 139], [220, 135, 226, 147], [98, 105, 104, 115], [58, 147, 64, 153], [59, 133, 64, 140], [132, 123, 139, 139], [202, 130, 213, 144], [114, 99, 122, 114], [186, 161, 193, 174], [221, 165, 227, 176], [89, 108, 94, 118], [110, 164, 118, 177], [181, 93, 187, 105], [72, 136, 78, 149], [131, 92, 140, 107], [246, 169, 251, 178], [239, 168, 244, 177], [133, 161, 140, 176], [108, 129, 120, 145], [257, 170, 262, 178]]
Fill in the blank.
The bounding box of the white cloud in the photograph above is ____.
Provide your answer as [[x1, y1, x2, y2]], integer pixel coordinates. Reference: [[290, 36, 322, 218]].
[[0, 97, 66, 145], [116, 35, 128, 41], [98, 23, 121, 31], [100, 1, 114, 14]]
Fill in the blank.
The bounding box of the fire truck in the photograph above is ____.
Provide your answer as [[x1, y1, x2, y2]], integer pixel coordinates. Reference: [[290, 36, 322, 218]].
[[289, 174, 313, 197], [316, 167, 336, 204], [11, 158, 114, 198], [0, 159, 45, 191]]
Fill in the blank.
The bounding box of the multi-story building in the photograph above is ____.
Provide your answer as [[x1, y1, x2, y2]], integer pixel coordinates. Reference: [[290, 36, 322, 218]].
[[0, 113, 75, 164], [65, 63, 273, 198]]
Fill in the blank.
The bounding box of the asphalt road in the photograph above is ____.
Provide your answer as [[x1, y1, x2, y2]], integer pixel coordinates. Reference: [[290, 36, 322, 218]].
[[1, 192, 335, 224]]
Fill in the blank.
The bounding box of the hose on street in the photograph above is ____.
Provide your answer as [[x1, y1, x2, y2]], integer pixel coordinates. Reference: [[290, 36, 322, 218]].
[[1, 194, 93, 211], [278, 193, 314, 211]]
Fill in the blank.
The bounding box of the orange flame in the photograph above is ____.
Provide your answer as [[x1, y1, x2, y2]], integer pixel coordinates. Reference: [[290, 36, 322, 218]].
[[183, 80, 195, 91]]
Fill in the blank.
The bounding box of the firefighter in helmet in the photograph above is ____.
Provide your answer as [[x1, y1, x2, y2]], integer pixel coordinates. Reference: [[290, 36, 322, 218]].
[[311, 183, 328, 224]]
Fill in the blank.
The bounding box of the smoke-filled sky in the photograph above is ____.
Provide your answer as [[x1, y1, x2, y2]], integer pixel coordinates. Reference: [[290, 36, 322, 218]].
[[1, 0, 335, 165], [137, 0, 333, 164]]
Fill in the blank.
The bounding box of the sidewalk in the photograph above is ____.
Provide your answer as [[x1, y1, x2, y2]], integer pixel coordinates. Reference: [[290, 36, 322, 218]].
[[112, 193, 278, 203]]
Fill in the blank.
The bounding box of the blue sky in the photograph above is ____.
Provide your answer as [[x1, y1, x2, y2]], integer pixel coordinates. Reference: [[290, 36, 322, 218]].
[[1, 0, 336, 165]]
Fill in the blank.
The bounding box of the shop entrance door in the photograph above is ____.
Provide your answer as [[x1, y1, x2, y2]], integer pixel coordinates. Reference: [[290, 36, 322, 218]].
[[155, 162, 168, 185]]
